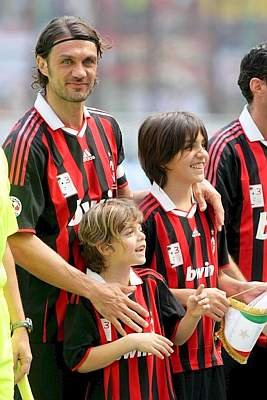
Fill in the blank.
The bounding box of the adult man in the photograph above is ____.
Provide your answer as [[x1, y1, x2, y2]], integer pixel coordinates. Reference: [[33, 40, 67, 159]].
[[4, 15, 223, 400], [206, 44, 267, 400]]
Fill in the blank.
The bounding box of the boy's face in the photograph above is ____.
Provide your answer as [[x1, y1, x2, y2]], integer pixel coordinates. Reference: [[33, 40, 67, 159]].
[[164, 131, 208, 186], [109, 220, 146, 267]]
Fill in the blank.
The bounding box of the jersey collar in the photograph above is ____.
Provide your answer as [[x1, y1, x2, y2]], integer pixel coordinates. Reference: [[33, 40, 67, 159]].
[[86, 267, 143, 286], [34, 92, 90, 135], [151, 182, 197, 218], [239, 105, 267, 146]]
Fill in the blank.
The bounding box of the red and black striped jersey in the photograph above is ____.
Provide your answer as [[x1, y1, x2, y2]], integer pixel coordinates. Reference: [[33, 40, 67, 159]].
[[206, 107, 267, 283], [64, 268, 184, 400], [139, 183, 229, 373], [3, 94, 128, 343]]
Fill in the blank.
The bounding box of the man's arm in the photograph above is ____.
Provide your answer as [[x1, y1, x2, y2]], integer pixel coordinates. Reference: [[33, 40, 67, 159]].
[[3, 242, 32, 383], [222, 254, 246, 281], [8, 232, 148, 336]]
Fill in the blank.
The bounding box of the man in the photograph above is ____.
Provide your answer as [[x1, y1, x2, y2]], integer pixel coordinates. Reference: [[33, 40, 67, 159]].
[[206, 44, 267, 400], [4, 16, 223, 400]]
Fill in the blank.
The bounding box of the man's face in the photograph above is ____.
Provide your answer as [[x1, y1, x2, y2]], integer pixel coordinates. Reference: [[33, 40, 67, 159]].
[[39, 39, 98, 103]]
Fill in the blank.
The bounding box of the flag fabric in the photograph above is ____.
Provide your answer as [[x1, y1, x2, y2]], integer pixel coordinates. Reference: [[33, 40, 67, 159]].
[[216, 293, 267, 364]]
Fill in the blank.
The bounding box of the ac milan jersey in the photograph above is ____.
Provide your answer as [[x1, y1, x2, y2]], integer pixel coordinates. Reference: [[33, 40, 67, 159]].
[[3, 94, 128, 343], [206, 107, 267, 283], [139, 183, 229, 373], [64, 268, 184, 400]]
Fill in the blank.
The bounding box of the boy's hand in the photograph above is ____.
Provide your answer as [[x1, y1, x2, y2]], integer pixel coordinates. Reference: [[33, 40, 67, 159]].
[[187, 284, 210, 318], [128, 332, 174, 359]]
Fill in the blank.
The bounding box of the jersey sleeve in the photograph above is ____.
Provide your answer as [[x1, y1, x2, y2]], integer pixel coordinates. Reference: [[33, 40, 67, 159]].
[[0, 148, 18, 238], [113, 119, 128, 189], [63, 297, 100, 371], [217, 226, 230, 269], [207, 137, 241, 229], [157, 278, 185, 339], [142, 217, 157, 268], [3, 132, 47, 232]]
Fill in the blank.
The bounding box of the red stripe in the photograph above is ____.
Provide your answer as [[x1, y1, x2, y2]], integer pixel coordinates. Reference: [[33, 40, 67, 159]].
[[206, 123, 241, 184], [235, 144, 254, 280], [9, 111, 39, 184], [90, 118, 117, 193], [20, 115, 42, 185], [41, 134, 71, 261]]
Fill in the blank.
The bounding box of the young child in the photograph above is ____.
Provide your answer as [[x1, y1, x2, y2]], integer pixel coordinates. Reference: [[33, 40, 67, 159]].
[[63, 198, 210, 400], [138, 111, 254, 400]]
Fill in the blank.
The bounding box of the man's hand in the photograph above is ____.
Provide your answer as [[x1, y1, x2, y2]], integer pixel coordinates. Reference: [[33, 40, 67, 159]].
[[89, 282, 149, 336], [238, 281, 267, 304], [12, 329, 32, 384], [202, 287, 230, 321], [192, 179, 224, 230]]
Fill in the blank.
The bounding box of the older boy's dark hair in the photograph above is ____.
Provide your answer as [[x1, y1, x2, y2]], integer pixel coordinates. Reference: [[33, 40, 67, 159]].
[[32, 15, 111, 91], [238, 43, 267, 103], [138, 111, 208, 188], [78, 198, 143, 274]]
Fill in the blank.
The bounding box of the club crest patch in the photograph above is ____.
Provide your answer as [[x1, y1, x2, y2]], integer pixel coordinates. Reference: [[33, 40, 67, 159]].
[[10, 196, 22, 217], [249, 184, 264, 208]]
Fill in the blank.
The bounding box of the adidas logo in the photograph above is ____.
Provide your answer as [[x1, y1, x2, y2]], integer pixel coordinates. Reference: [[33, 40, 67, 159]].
[[83, 149, 95, 162], [192, 228, 201, 237]]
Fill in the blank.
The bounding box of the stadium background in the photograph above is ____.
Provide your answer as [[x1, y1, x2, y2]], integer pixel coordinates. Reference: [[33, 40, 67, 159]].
[[0, 0, 267, 189]]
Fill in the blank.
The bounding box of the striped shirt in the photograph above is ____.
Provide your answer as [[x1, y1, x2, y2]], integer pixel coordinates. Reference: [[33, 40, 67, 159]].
[[64, 268, 184, 400], [3, 93, 128, 343], [140, 183, 229, 373]]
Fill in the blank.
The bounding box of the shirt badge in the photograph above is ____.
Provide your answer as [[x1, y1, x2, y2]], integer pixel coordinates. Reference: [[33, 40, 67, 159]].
[[249, 184, 264, 208], [167, 242, 183, 267], [57, 173, 77, 198]]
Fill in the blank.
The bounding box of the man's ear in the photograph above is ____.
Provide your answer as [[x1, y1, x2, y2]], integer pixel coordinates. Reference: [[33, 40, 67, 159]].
[[36, 55, 48, 77], [250, 77, 265, 96], [97, 243, 113, 256]]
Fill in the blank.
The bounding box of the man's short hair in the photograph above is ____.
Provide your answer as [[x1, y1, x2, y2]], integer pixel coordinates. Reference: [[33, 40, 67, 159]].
[[238, 43, 267, 103], [138, 111, 208, 188]]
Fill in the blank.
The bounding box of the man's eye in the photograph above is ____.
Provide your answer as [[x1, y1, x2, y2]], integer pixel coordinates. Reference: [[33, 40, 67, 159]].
[[62, 59, 72, 65]]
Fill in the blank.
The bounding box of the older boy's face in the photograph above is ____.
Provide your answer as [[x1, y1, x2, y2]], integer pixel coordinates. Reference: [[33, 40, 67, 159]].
[[165, 131, 209, 186], [110, 221, 146, 267]]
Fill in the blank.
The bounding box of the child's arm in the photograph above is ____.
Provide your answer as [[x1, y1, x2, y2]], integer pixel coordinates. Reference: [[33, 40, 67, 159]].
[[77, 332, 174, 373], [171, 286, 229, 322], [174, 284, 210, 345]]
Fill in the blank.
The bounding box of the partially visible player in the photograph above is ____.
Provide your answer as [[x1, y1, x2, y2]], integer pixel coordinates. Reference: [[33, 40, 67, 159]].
[[206, 43, 267, 400], [138, 111, 262, 400], [63, 198, 210, 400]]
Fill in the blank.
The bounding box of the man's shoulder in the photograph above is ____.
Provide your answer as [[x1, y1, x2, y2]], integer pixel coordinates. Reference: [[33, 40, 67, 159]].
[[6, 106, 44, 139], [209, 118, 244, 147], [87, 106, 118, 122]]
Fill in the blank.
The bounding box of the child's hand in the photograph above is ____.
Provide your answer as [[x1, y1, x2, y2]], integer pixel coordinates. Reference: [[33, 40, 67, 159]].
[[187, 284, 210, 318], [128, 332, 174, 359]]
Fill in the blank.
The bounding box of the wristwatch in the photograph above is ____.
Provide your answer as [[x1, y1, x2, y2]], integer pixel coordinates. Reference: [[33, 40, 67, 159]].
[[11, 318, 33, 334]]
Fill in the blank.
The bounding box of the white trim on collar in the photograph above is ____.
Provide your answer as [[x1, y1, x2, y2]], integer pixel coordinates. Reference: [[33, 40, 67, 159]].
[[150, 182, 197, 218], [34, 92, 90, 135], [86, 267, 143, 286], [239, 105, 265, 142]]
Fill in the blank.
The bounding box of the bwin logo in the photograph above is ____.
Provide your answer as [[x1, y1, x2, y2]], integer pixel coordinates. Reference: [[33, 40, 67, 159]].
[[186, 262, 214, 281]]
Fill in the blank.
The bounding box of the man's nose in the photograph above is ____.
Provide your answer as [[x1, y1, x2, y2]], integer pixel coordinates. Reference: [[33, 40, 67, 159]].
[[72, 63, 87, 79]]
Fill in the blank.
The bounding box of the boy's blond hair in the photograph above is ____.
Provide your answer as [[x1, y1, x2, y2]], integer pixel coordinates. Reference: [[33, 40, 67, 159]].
[[78, 198, 143, 274]]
